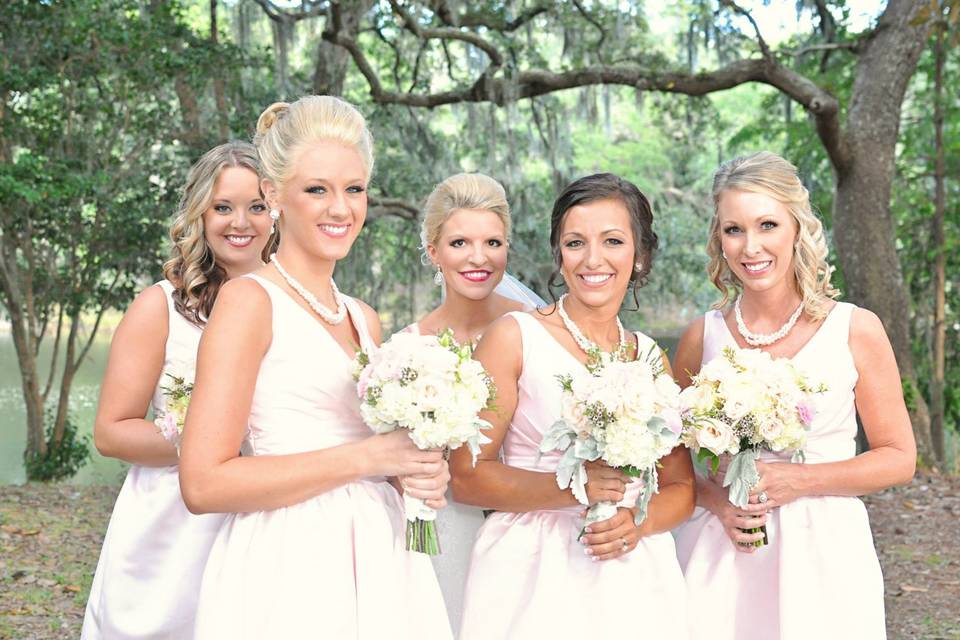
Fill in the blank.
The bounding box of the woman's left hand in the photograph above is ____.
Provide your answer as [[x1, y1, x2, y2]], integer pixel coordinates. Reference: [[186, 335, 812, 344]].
[[579, 507, 642, 561], [398, 459, 450, 510], [744, 461, 807, 513]]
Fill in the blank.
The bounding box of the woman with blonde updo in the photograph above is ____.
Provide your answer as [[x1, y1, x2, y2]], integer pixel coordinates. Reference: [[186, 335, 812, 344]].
[[83, 142, 275, 639], [672, 151, 915, 640], [404, 172, 542, 629], [179, 96, 451, 639]]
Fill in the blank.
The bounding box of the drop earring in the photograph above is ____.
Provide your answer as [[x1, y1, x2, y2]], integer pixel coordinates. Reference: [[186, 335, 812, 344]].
[[433, 265, 444, 286], [634, 261, 643, 273], [269, 208, 281, 235]]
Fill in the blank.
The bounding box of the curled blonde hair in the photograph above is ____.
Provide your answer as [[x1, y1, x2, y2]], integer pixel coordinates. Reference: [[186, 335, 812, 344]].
[[707, 151, 839, 320], [162, 141, 275, 325], [420, 173, 511, 253], [254, 95, 374, 190]]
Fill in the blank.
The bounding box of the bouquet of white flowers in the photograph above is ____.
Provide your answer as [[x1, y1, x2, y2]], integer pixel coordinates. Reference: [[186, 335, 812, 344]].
[[154, 372, 194, 454], [354, 328, 494, 554], [539, 346, 683, 535], [679, 346, 826, 545]]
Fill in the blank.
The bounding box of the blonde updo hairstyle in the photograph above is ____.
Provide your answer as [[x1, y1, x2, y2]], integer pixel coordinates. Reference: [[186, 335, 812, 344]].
[[162, 141, 275, 326], [707, 151, 839, 320], [254, 96, 375, 196], [420, 172, 511, 261]]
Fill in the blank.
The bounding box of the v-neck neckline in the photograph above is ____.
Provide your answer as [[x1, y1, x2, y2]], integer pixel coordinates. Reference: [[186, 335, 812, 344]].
[[526, 313, 640, 371], [717, 301, 840, 362], [251, 274, 364, 362]]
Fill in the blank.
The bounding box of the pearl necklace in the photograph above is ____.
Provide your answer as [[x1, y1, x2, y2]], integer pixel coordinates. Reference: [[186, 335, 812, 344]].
[[734, 295, 804, 347], [270, 254, 347, 325], [557, 294, 627, 363]]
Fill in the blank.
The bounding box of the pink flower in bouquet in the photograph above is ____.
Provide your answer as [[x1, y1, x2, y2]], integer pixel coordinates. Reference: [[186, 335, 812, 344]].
[[797, 401, 815, 426]]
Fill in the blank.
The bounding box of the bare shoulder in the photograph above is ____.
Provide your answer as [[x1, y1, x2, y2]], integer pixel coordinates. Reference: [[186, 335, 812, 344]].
[[206, 277, 272, 328], [114, 283, 169, 339], [673, 315, 706, 385], [126, 283, 168, 322], [477, 312, 523, 350], [848, 306, 891, 358], [674, 316, 705, 360], [352, 297, 383, 344]]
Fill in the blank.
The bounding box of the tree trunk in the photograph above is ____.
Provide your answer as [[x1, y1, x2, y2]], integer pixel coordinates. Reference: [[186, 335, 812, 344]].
[[930, 9, 947, 462], [314, 0, 371, 95], [51, 314, 80, 448], [211, 0, 230, 140], [828, 0, 934, 461]]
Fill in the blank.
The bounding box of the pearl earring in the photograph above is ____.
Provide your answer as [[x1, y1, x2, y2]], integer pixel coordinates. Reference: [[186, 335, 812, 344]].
[[433, 265, 444, 286], [634, 262, 643, 272]]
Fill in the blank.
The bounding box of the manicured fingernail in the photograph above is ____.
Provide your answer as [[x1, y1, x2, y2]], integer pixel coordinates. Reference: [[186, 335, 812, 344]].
[[584, 548, 593, 556], [591, 556, 599, 562], [584, 527, 592, 534]]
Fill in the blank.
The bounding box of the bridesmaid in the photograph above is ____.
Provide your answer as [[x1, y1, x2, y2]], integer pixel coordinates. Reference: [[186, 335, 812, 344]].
[[406, 172, 535, 629], [453, 173, 694, 639], [82, 142, 275, 639], [178, 95, 452, 639], [672, 151, 916, 640]]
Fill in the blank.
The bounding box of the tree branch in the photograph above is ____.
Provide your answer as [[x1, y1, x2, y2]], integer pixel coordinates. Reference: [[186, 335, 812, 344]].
[[571, 0, 607, 59], [251, 0, 327, 22], [368, 196, 419, 221], [719, 0, 772, 60], [785, 41, 863, 56], [432, 2, 551, 31], [387, 0, 504, 69]]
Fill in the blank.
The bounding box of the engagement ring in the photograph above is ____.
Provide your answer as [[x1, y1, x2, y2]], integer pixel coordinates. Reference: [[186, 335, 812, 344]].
[[758, 491, 769, 504]]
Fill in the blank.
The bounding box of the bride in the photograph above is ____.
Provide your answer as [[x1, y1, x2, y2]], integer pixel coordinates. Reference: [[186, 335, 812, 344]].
[[404, 172, 542, 627]]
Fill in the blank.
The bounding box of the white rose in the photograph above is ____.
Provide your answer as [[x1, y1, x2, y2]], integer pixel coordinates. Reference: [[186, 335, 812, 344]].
[[695, 417, 737, 455]]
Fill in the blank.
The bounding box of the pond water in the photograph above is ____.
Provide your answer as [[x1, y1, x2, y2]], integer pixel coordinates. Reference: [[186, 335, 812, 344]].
[[0, 331, 680, 486]]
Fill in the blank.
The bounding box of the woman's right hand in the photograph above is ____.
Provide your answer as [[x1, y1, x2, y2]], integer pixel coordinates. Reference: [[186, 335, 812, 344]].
[[363, 429, 445, 478], [584, 460, 630, 506], [699, 474, 768, 553]]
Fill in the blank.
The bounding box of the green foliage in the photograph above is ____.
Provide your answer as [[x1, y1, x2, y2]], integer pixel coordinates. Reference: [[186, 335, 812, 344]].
[[23, 409, 91, 482]]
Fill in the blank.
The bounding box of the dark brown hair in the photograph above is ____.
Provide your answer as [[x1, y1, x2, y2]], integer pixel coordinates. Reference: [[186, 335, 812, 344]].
[[546, 173, 658, 309]]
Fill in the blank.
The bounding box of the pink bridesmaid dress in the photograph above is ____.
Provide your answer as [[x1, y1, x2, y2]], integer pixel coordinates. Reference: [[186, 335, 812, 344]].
[[672, 302, 886, 640], [193, 274, 451, 639], [458, 311, 690, 639], [82, 280, 226, 639]]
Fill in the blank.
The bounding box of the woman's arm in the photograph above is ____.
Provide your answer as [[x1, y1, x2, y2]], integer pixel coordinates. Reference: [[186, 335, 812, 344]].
[[450, 315, 627, 512], [178, 278, 444, 515], [93, 285, 179, 466], [747, 308, 916, 509]]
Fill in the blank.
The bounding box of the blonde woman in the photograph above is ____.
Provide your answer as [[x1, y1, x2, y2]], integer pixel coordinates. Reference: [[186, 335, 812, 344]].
[[405, 172, 542, 629], [672, 151, 916, 640], [82, 142, 275, 639], [179, 96, 451, 639]]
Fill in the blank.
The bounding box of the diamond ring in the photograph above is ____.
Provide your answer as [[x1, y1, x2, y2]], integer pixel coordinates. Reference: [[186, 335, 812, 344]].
[[621, 538, 628, 551], [758, 491, 769, 504]]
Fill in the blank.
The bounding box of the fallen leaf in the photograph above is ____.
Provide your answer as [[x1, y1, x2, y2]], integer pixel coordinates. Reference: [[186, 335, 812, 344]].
[[19, 529, 40, 536], [63, 585, 80, 593], [900, 583, 928, 593]]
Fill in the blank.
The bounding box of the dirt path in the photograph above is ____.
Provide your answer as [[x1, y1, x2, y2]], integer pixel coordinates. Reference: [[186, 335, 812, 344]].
[[1, 474, 958, 639]]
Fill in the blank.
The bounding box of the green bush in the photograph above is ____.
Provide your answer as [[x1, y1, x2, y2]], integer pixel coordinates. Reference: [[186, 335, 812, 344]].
[[23, 409, 91, 482]]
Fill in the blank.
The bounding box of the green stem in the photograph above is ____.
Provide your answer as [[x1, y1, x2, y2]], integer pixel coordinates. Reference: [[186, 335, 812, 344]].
[[406, 518, 441, 555]]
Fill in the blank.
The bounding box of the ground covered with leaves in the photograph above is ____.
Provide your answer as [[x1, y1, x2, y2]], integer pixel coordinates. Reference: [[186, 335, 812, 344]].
[[1, 474, 958, 639]]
